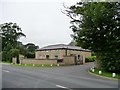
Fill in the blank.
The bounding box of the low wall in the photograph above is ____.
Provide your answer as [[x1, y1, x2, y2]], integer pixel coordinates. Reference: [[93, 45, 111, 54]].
[[63, 56, 75, 65], [20, 59, 57, 64]]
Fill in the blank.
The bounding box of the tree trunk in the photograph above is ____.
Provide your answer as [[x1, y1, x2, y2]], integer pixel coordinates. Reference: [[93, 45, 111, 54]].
[[95, 52, 102, 69]]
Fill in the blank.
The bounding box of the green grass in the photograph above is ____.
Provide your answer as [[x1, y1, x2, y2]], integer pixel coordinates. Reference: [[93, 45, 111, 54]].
[[89, 68, 120, 79], [14, 63, 61, 68], [13, 63, 75, 68]]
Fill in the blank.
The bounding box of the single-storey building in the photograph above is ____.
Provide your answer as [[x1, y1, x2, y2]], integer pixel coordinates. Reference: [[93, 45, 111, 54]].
[[35, 44, 91, 65]]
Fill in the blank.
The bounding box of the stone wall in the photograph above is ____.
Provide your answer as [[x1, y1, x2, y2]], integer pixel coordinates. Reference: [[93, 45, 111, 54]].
[[63, 56, 75, 65], [20, 59, 57, 64]]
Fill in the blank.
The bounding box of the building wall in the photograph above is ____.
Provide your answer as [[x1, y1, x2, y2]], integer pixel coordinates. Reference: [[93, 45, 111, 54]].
[[35, 49, 91, 60], [35, 49, 66, 59], [63, 56, 75, 65], [67, 50, 91, 58], [81, 51, 91, 58]]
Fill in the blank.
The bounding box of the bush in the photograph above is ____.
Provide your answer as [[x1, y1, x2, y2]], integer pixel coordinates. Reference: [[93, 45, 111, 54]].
[[100, 53, 120, 73], [85, 56, 96, 62], [10, 48, 19, 57]]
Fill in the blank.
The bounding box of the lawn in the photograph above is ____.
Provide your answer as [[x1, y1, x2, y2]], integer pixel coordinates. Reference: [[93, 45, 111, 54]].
[[89, 68, 120, 79]]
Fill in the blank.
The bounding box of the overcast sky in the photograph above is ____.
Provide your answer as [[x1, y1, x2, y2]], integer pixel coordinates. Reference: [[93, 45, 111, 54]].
[[0, 0, 79, 48]]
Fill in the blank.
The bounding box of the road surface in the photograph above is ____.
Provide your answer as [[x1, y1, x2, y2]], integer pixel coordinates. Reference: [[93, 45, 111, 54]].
[[2, 63, 118, 89]]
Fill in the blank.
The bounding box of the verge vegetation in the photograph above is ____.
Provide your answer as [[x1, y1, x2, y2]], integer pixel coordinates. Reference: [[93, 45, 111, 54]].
[[89, 68, 120, 79]]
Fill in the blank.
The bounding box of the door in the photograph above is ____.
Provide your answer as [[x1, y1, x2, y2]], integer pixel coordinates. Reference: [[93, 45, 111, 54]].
[[75, 55, 80, 65]]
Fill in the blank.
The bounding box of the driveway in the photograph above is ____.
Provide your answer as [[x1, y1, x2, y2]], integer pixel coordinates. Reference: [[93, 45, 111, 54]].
[[2, 62, 118, 89]]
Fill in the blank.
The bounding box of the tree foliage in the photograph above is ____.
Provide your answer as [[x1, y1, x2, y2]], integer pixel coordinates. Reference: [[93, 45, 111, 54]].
[[0, 22, 26, 51], [17, 42, 39, 58], [24, 43, 39, 58], [25, 43, 39, 52], [0, 22, 26, 62], [0, 22, 39, 62], [65, 2, 120, 72], [10, 49, 20, 57]]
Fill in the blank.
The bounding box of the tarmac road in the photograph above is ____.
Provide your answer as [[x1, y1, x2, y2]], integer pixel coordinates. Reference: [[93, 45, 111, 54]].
[[2, 62, 118, 89]]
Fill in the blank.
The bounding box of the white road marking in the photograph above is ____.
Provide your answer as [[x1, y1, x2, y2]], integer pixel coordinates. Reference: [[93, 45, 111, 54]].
[[56, 85, 68, 89], [56, 85, 74, 90], [2, 70, 10, 73]]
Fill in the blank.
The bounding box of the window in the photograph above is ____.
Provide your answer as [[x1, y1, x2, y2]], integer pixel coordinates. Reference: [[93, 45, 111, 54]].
[[46, 55, 49, 59], [54, 55, 58, 59]]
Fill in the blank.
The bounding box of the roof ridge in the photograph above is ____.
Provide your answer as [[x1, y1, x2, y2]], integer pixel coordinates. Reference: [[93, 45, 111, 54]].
[[41, 44, 66, 48], [37, 44, 91, 51]]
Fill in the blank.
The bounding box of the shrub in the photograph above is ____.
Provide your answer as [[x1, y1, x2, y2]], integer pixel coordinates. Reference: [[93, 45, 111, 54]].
[[10, 48, 19, 57], [85, 56, 96, 62], [100, 53, 120, 73]]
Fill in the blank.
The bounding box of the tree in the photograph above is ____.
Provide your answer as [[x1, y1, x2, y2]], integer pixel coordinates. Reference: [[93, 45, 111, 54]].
[[68, 39, 77, 46], [0, 22, 26, 62], [16, 41, 28, 56], [24, 43, 39, 58], [0, 22, 26, 51], [10, 49, 19, 58], [15, 42, 39, 58], [65, 2, 120, 72], [25, 43, 39, 52]]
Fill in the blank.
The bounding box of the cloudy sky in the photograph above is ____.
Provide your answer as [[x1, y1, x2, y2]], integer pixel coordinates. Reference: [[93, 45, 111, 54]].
[[0, 0, 79, 47]]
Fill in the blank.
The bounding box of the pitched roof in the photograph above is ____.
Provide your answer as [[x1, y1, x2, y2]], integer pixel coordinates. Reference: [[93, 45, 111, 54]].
[[37, 44, 91, 52]]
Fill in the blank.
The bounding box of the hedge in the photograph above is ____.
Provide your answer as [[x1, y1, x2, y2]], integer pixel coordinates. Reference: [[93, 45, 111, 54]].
[[85, 56, 96, 62]]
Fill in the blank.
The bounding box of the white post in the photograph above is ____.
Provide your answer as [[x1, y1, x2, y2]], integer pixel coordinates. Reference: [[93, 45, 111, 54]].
[[91, 68, 93, 71], [92, 69, 95, 72], [57, 64, 59, 67], [112, 73, 116, 78], [33, 64, 35, 67], [99, 71, 102, 74], [51, 64, 53, 66]]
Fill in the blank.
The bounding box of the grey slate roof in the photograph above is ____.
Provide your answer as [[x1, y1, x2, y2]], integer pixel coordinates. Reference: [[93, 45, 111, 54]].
[[38, 44, 91, 52]]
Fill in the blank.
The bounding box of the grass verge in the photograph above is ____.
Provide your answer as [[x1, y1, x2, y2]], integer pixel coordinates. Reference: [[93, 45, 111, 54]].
[[89, 68, 120, 79], [13, 63, 62, 68]]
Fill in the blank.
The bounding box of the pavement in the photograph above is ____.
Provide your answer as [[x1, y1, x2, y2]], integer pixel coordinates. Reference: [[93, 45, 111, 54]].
[[2, 62, 119, 89]]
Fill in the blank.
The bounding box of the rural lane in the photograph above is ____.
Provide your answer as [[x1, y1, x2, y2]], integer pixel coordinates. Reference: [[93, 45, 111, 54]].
[[2, 62, 118, 89]]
